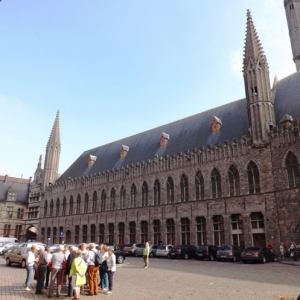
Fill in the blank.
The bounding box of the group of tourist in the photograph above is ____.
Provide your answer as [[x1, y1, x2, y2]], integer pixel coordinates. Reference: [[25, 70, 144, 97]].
[[24, 243, 116, 299]]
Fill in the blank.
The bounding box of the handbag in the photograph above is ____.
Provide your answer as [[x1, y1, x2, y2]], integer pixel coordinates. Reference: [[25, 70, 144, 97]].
[[101, 260, 108, 272]]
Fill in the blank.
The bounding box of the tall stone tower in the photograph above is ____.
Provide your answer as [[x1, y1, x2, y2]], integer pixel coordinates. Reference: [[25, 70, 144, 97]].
[[43, 111, 61, 187], [243, 10, 275, 147], [284, 0, 300, 71]]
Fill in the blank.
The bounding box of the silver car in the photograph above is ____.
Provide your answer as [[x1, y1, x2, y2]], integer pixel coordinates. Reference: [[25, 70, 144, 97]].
[[156, 245, 173, 258], [5, 247, 28, 268], [0, 243, 15, 255], [123, 243, 144, 256]]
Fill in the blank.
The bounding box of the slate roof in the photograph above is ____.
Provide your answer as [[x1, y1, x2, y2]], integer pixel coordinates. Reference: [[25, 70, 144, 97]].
[[57, 71, 300, 182]]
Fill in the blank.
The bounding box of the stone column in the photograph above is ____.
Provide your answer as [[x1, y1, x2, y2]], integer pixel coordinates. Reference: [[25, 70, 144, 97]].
[[190, 217, 196, 245], [222, 215, 231, 245], [136, 220, 141, 243], [242, 212, 252, 248], [148, 220, 154, 244], [175, 219, 181, 244], [206, 216, 214, 245]]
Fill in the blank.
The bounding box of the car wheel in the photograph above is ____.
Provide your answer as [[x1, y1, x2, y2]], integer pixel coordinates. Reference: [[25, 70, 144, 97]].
[[117, 256, 124, 264], [149, 252, 154, 258], [262, 256, 266, 264], [242, 260, 247, 264], [184, 253, 189, 260], [134, 251, 138, 257], [210, 255, 214, 261], [6, 258, 11, 266], [166, 254, 171, 259], [232, 256, 237, 262], [21, 260, 26, 268], [172, 255, 176, 259]]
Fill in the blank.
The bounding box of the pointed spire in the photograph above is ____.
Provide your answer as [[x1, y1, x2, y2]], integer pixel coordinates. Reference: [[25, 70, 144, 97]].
[[47, 110, 61, 147], [37, 154, 42, 169], [243, 10, 267, 70]]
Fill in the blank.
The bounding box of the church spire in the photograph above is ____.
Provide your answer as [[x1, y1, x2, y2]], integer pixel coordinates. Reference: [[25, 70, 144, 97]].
[[243, 10, 275, 147], [47, 110, 61, 148]]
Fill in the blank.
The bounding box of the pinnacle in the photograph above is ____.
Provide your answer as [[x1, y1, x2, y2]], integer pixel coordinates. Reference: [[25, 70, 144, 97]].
[[47, 110, 61, 147]]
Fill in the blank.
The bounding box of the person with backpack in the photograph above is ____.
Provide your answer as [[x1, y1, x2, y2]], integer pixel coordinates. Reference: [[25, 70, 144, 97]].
[[86, 243, 99, 296]]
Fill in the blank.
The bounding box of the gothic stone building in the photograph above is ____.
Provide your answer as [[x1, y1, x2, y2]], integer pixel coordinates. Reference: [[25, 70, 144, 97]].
[[37, 3, 300, 250]]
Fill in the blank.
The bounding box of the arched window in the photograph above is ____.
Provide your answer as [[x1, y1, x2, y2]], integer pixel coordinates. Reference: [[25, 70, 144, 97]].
[[110, 188, 116, 210], [56, 198, 60, 216], [286, 152, 300, 187], [62, 197, 66, 216], [247, 161, 260, 194], [69, 196, 74, 215], [153, 179, 161, 205], [44, 200, 48, 217], [101, 190, 106, 211], [92, 191, 97, 212], [180, 174, 189, 202], [50, 199, 54, 217], [142, 182, 148, 207], [130, 184, 137, 208], [167, 177, 174, 203], [84, 193, 89, 213], [228, 165, 240, 196], [211, 168, 221, 198], [195, 171, 205, 200], [120, 186, 126, 209], [76, 194, 81, 214]]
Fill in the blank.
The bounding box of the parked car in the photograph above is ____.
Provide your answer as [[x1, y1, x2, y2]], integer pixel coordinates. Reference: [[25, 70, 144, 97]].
[[106, 245, 126, 264], [156, 245, 173, 258], [241, 247, 277, 264], [0, 243, 15, 255], [195, 245, 218, 261], [2, 244, 18, 255], [169, 245, 197, 259], [149, 245, 158, 258], [217, 245, 243, 262], [18, 242, 46, 255], [123, 243, 144, 256], [5, 247, 27, 268]]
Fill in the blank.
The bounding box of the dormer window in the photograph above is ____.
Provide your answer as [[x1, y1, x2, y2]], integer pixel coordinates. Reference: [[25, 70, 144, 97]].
[[280, 114, 293, 127], [290, 4, 294, 10], [211, 116, 222, 134], [160, 132, 169, 148], [88, 155, 97, 168], [120, 145, 129, 159], [7, 189, 16, 201]]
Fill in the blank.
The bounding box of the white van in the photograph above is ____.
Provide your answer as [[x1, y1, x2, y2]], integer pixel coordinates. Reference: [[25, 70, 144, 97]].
[[0, 237, 19, 244]]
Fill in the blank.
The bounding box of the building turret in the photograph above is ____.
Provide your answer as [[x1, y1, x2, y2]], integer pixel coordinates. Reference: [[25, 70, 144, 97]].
[[284, 0, 300, 71], [243, 10, 276, 147]]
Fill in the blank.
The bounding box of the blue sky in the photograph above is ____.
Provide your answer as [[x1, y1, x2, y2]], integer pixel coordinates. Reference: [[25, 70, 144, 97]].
[[0, 0, 296, 179]]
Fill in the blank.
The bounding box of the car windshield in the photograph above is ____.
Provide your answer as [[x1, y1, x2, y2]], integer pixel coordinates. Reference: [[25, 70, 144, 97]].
[[125, 244, 133, 247], [219, 246, 231, 251], [245, 247, 260, 251], [197, 246, 207, 250], [174, 245, 182, 248], [158, 245, 167, 250], [0, 243, 9, 247]]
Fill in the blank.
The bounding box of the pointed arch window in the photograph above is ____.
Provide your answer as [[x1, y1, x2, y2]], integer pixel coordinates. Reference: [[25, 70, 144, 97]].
[[167, 177, 174, 203], [56, 198, 60, 216], [130, 184, 137, 208], [44, 200, 48, 217], [247, 161, 260, 194], [180, 174, 189, 202], [110, 188, 116, 210], [195, 171, 205, 200], [228, 165, 240, 196], [120, 186, 126, 209], [84, 193, 89, 213], [69, 196, 74, 215], [211, 168, 222, 199], [76, 194, 81, 214], [286, 152, 300, 187], [92, 191, 97, 212], [101, 190, 106, 211], [50, 199, 54, 217], [62, 197, 67, 216], [142, 182, 148, 207], [154, 179, 161, 205]]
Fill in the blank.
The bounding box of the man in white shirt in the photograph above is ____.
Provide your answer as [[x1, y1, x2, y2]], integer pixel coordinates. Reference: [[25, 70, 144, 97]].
[[86, 243, 99, 296]]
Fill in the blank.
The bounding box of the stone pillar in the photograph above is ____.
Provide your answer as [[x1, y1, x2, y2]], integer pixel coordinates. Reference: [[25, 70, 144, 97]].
[[242, 213, 252, 248], [161, 219, 167, 244], [136, 220, 141, 243], [148, 220, 154, 244], [222, 215, 231, 245], [175, 219, 181, 244], [206, 216, 214, 245]]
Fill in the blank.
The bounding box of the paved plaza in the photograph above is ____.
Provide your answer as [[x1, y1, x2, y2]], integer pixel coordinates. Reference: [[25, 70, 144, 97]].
[[0, 256, 299, 300]]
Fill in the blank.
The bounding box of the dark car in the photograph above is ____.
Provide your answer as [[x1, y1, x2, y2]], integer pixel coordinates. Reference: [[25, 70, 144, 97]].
[[195, 245, 218, 261], [241, 247, 277, 264], [106, 245, 126, 264], [169, 245, 197, 260], [217, 245, 243, 262]]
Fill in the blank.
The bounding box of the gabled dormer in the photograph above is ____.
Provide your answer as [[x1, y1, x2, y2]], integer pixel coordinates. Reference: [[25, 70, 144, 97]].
[[120, 145, 129, 159], [211, 116, 222, 133], [280, 114, 293, 127], [88, 155, 97, 168], [160, 132, 169, 148], [7, 187, 17, 201]]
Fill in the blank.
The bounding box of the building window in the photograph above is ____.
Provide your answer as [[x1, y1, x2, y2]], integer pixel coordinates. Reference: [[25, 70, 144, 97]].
[[108, 223, 114, 244], [141, 221, 148, 243], [229, 165, 240, 196], [7, 191, 16, 201], [44, 200, 48, 217], [56, 198, 60, 216], [211, 168, 222, 198], [213, 215, 225, 246], [166, 219, 175, 245], [62, 197, 66, 216], [4, 224, 11, 236], [110, 188, 116, 211], [118, 222, 125, 244], [92, 191, 98, 212], [141, 182, 148, 207], [6, 207, 13, 218], [82, 225, 88, 243], [75, 226, 80, 244], [130, 184, 137, 208], [120, 186, 126, 209], [195, 171, 205, 200], [90, 224, 96, 243], [286, 152, 300, 188], [50, 200, 54, 217], [76, 194, 81, 214], [167, 177, 175, 204], [69, 196, 73, 215], [41, 227, 45, 243], [84, 193, 89, 213], [180, 174, 189, 202], [247, 161, 260, 194], [251, 212, 264, 229], [231, 214, 244, 248], [129, 221, 136, 243], [17, 208, 24, 219], [181, 218, 190, 245], [153, 179, 161, 205], [47, 227, 51, 240], [196, 217, 206, 245], [290, 4, 294, 10], [153, 220, 161, 245], [53, 227, 57, 244], [101, 190, 106, 211]]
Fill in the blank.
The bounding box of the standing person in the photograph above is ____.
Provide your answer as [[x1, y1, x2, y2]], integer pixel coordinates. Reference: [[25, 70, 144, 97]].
[[106, 247, 116, 295], [86, 243, 99, 296], [97, 244, 104, 288], [36, 246, 48, 294], [143, 242, 150, 268], [61, 245, 70, 286], [44, 246, 52, 289], [101, 245, 109, 292], [25, 245, 38, 291], [48, 245, 64, 298], [268, 239, 274, 252], [279, 243, 285, 260], [293, 241, 298, 261], [79, 243, 89, 295], [69, 250, 87, 300], [65, 246, 77, 298], [290, 242, 295, 260]]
